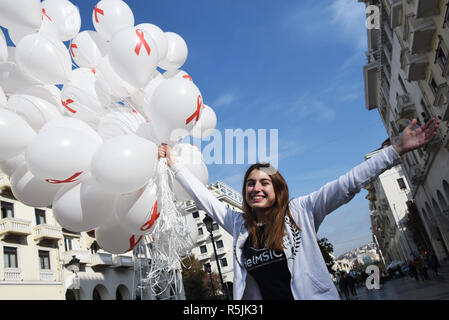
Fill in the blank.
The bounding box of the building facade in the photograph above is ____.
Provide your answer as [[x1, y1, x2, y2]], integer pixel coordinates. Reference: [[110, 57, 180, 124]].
[[364, 140, 418, 263], [181, 180, 243, 297], [360, 0, 449, 263]]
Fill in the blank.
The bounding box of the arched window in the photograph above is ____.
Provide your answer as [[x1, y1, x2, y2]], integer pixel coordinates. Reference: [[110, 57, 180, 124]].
[[437, 190, 448, 212]]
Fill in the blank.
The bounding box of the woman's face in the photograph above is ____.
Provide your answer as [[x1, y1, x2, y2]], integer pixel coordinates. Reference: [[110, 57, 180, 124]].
[[245, 169, 276, 211]]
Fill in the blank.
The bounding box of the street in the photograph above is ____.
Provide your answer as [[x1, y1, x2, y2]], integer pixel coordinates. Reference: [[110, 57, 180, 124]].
[[344, 264, 449, 300]]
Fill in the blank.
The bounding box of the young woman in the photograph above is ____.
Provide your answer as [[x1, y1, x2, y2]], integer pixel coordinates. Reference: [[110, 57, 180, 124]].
[[158, 118, 439, 300]]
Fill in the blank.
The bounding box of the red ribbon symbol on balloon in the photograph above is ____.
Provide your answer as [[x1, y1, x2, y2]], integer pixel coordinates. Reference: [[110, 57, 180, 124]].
[[139, 201, 160, 232], [94, 5, 104, 23], [45, 172, 83, 184], [70, 43, 78, 58], [61, 99, 77, 114], [183, 75, 192, 81], [134, 29, 151, 56], [42, 8, 52, 21], [185, 95, 203, 125], [127, 235, 143, 252]]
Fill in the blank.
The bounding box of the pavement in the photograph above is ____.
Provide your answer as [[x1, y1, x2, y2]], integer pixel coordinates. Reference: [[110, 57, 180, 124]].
[[343, 263, 449, 300]]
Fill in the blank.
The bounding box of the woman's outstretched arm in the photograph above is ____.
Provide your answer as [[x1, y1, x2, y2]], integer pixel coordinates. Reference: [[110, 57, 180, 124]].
[[292, 118, 439, 232]]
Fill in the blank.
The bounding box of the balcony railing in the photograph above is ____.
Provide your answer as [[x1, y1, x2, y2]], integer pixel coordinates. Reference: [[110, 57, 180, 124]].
[[414, 0, 440, 19], [197, 252, 209, 261], [90, 252, 113, 266], [63, 250, 91, 265], [3, 268, 23, 281], [39, 269, 56, 282], [408, 17, 436, 54], [112, 255, 134, 268], [403, 50, 428, 81], [33, 224, 63, 242], [0, 218, 32, 238]]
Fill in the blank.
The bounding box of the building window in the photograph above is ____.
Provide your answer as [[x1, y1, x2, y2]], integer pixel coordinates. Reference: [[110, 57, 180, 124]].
[[429, 74, 439, 96], [39, 250, 50, 270], [200, 245, 207, 254], [3, 247, 18, 268], [64, 237, 74, 251], [198, 227, 203, 236], [1, 201, 14, 219], [212, 223, 219, 231], [397, 178, 407, 190], [398, 75, 407, 94], [35, 209, 46, 225], [216, 240, 224, 249], [192, 211, 200, 219], [435, 36, 448, 73], [220, 258, 228, 268]]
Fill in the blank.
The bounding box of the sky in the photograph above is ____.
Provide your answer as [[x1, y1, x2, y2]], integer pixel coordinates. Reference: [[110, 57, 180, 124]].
[[2, 0, 389, 256]]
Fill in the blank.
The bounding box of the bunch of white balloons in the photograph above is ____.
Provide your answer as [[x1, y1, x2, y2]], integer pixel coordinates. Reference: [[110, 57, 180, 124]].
[[0, 0, 217, 255]]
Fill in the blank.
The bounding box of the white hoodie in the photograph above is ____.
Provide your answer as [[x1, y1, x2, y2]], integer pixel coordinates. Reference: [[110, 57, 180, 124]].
[[171, 145, 401, 300]]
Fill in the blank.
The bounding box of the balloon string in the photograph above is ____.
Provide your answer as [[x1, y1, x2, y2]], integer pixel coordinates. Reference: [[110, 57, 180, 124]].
[[142, 158, 192, 298]]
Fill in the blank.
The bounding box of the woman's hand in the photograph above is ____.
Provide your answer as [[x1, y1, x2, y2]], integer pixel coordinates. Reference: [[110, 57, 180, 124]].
[[158, 143, 178, 167], [393, 118, 440, 156]]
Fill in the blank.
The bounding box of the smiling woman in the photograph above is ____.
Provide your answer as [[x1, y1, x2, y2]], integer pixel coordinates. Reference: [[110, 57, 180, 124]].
[[158, 118, 439, 300]]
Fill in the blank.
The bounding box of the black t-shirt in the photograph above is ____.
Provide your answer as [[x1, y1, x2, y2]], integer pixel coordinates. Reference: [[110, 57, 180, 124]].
[[243, 225, 294, 300]]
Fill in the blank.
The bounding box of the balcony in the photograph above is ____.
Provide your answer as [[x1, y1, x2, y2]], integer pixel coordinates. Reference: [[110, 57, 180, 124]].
[[39, 269, 56, 282], [434, 83, 449, 107], [396, 93, 415, 118], [414, 0, 440, 19], [112, 255, 134, 268], [33, 224, 63, 242], [426, 131, 442, 153], [0, 218, 32, 239], [3, 268, 23, 281], [90, 252, 113, 267], [408, 17, 436, 54], [63, 250, 91, 265], [403, 50, 428, 81], [215, 247, 227, 256], [363, 61, 379, 110], [387, 0, 402, 29]]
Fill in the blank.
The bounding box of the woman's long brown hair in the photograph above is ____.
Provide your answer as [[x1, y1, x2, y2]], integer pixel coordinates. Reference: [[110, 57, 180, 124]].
[[242, 163, 299, 251]]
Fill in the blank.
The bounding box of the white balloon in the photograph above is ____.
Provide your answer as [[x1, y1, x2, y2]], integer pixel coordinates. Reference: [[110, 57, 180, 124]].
[[41, 0, 81, 41], [0, 59, 38, 95], [190, 104, 217, 138], [15, 84, 63, 113], [136, 23, 167, 63], [92, 0, 134, 42], [69, 30, 107, 68], [5, 94, 62, 132], [171, 143, 208, 202], [162, 69, 192, 82], [91, 134, 158, 194], [129, 70, 164, 112], [144, 78, 203, 145], [0, 109, 36, 161], [10, 163, 62, 207], [0, 29, 7, 62], [109, 26, 159, 88], [158, 32, 188, 71], [135, 122, 160, 145], [26, 125, 102, 183], [0, 0, 41, 30], [116, 180, 160, 236], [96, 55, 137, 99], [39, 116, 100, 137], [15, 33, 72, 85], [97, 109, 145, 140], [0, 153, 26, 176], [52, 177, 118, 232], [0, 86, 6, 108], [61, 68, 106, 125], [95, 214, 143, 254]]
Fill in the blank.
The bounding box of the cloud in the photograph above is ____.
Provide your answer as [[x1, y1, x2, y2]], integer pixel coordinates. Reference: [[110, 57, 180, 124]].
[[287, 94, 337, 123], [211, 92, 237, 108]]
